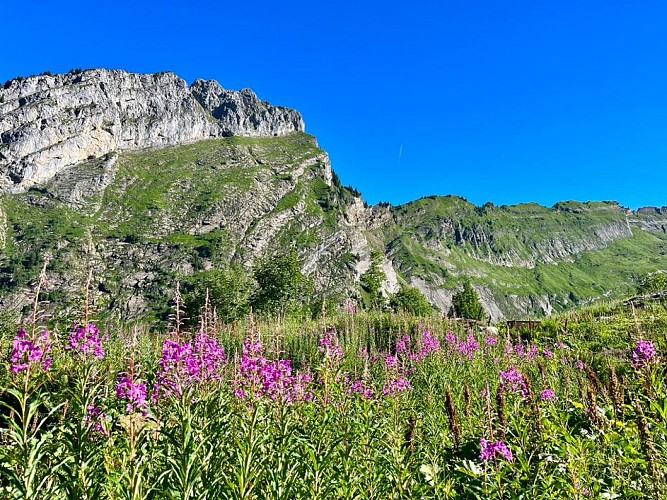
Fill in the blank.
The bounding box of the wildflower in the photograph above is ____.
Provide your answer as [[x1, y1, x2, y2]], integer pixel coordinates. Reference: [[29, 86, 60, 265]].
[[411, 330, 441, 362], [396, 335, 411, 354], [444, 331, 457, 346], [385, 355, 398, 368], [576, 359, 585, 370], [479, 437, 513, 462], [457, 334, 479, 360], [484, 335, 497, 346], [67, 323, 107, 360], [540, 388, 556, 402], [86, 405, 110, 437], [498, 366, 527, 397], [526, 344, 539, 360], [153, 332, 226, 401], [349, 379, 374, 399], [116, 374, 148, 414], [10, 328, 52, 373], [542, 348, 552, 358], [382, 376, 412, 397], [318, 330, 344, 362], [235, 337, 311, 402], [632, 339, 656, 368]]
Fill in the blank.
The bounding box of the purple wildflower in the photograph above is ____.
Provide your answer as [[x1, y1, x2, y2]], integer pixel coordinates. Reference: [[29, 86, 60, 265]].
[[10, 328, 52, 373], [382, 376, 412, 397], [385, 355, 398, 368], [484, 335, 498, 346], [235, 337, 312, 403], [632, 340, 657, 368], [318, 330, 344, 362], [527, 344, 539, 360], [153, 332, 226, 401], [457, 334, 479, 360], [116, 374, 148, 414], [499, 366, 527, 397], [410, 330, 441, 362], [540, 388, 556, 402], [86, 405, 109, 437], [479, 437, 513, 462], [444, 331, 457, 346], [542, 348, 552, 358], [396, 335, 411, 354], [67, 323, 107, 360], [349, 379, 374, 399]]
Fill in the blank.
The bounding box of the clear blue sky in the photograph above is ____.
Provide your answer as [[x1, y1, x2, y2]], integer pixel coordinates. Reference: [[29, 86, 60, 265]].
[[2, 0, 666, 209]]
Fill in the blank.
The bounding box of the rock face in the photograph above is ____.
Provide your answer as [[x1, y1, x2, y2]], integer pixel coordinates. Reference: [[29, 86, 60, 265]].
[[0, 69, 304, 192], [190, 79, 304, 137]]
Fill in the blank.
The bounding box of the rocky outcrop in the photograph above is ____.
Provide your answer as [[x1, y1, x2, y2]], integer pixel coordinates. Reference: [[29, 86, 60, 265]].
[[0, 69, 304, 192], [190, 79, 304, 137]]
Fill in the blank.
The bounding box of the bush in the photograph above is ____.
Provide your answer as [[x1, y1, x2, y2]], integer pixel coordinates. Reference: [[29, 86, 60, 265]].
[[637, 271, 667, 295], [390, 283, 432, 315], [449, 278, 485, 321]]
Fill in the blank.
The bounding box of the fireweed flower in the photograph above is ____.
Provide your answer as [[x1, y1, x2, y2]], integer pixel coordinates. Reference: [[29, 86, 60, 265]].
[[236, 337, 312, 402], [542, 348, 553, 358], [444, 331, 457, 347], [457, 334, 479, 361], [67, 323, 107, 360], [10, 328, 52, 373], [382, 376, 412, 397], [153, 332, 226, 401], [632, 340, 656, 368], [526, 344, 539, 360], [86, 405, 110, 436], [499, 366, 527, 397], [410, 329, 441, 362], [116, 374, 148, 414], [479, 437, 513, 462], [385, 355, 398, 368], [348, 379, 374, 399], [396, 335, 411, 354], [484, 335, 498, 346], [540, 388, 556, 402], [318, 330, 344, 362]]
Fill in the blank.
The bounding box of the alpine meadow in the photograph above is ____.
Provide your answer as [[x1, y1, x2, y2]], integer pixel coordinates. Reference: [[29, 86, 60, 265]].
[[1, 68, 666, 499]]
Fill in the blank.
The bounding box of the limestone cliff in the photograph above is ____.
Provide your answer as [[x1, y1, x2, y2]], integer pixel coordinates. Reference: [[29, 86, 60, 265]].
[[0, 69, 304, 192]]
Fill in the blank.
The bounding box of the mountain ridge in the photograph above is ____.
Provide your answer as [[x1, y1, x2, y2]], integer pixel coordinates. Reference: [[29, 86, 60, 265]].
[[1, 69, 666, 321]]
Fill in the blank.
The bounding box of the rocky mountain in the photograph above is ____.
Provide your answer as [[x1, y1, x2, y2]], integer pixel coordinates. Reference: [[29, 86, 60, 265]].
[[0, 69, 303, 192], [1, 69, 666, 321]]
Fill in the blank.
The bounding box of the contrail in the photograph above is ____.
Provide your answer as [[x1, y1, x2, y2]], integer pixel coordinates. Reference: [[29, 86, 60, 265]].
[[398, 144, 403, 163]]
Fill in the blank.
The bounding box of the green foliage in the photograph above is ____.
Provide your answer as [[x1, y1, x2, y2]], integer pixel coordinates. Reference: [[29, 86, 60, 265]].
[[251, 250, 312, 316], [184, 266, 253, 323], [390, 283, 433, 315], [360, 251, 387, 310], [2, 305, 667, 498], [450, 278, 485, 320], [637, 270, 667, 295]]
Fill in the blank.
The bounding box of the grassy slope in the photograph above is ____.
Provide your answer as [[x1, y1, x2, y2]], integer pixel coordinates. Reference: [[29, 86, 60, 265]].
[[381, 195, 667, 315], [1, 137, 667, 319], [0, 133, 352, 315]]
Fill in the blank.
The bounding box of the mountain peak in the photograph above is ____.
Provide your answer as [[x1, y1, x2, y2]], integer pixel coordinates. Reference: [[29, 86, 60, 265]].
[[0, 69, 304, 192]]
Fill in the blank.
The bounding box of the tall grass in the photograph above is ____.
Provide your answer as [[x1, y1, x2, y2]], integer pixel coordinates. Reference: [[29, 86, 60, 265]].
[[1, 305, 666, 498]]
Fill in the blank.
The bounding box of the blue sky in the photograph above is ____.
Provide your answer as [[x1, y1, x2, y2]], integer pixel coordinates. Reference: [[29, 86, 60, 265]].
[[2, 0, 666, 209]]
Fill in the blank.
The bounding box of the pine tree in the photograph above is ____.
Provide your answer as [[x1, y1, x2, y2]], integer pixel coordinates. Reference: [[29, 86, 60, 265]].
[[450, 279, 485, 321]]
